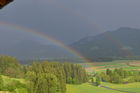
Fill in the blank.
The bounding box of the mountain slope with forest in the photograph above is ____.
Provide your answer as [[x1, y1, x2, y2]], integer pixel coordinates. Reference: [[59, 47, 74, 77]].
[[72, 27, 140, 61]]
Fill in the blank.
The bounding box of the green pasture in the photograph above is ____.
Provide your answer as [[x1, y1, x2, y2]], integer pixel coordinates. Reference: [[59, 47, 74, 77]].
[[102, 82, 140, 93], [66, 83, 123, 93]]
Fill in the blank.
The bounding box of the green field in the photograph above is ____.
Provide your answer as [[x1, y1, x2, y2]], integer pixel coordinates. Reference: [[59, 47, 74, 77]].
[[67, 82, 140, 93], [102, 82, 140, 93], [67, 83, 124, 93]]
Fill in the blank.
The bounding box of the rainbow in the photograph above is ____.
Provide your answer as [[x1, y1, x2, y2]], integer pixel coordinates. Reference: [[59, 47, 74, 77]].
[[0, 22, 135, 72], [0, 22, 134, 61], [0, 22, 91, 62]]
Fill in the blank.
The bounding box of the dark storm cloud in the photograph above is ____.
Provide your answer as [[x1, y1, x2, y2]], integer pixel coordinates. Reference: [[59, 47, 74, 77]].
[[0, 0, 140, 44]]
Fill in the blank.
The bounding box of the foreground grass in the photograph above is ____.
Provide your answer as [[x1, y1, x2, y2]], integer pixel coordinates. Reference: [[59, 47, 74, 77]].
[[67, 83, 123, 93]]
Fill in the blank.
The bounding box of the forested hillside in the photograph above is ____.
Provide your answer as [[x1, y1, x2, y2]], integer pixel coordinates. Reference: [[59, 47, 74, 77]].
[[72, 27, 140, 61]]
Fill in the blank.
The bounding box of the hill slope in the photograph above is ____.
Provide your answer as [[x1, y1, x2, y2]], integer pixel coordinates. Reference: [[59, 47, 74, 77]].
[[72, 27, 140, 61]]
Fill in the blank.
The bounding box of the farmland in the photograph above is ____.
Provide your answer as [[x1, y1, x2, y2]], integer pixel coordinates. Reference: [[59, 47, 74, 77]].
[[80, 60, 140, 72]]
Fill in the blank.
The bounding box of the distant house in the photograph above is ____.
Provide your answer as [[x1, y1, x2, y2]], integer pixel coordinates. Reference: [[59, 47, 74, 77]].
[[0, 0, 14, 9]]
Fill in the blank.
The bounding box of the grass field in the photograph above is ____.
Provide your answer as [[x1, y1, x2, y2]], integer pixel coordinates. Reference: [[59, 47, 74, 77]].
[[66, 83, 124, 93], [102, 82, 140, 93], [67, 82, 140, 93]]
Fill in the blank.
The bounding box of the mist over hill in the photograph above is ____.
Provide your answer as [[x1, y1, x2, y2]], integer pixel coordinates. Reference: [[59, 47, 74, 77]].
[[72, 27, 140, 61]]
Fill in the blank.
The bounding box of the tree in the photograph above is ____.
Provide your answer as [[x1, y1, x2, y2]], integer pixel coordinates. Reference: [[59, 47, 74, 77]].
[[91, 77, 94, 84], [0, 76, 3, 90], [106, 69, 112, 76], [100, 72, 110, 82], [0, 56, 23, 78], [27, 72, 58, 93], [95, 75, 101, 86]]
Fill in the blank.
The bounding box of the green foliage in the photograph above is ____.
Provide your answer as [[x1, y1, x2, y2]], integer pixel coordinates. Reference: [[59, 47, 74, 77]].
[[97, 68, 140, 84], [28, 72, 58, 93], [26, 62, 87, 93], [0, 56, 23, 78], [110, 72, 123, 83], [26, 62, 66, 93], [0, 75, 28, 92], [91, 77, 94, 83], [0, 56, 88, 93], [0, 76, 4, 90], [64, 63, 88, 84], [95, 75, 101, 86], [4, 80, 27, 91]]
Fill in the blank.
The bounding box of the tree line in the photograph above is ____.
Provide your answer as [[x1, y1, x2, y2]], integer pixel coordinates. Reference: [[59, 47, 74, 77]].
[[91, 68, 140, 86], [0, 56, 88, 93]]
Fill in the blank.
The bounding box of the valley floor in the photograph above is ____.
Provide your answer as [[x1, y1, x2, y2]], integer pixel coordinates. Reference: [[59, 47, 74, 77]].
[[67, 82, 140, 93], [66, 83, 124, 93], [102, 82, 140, 93]]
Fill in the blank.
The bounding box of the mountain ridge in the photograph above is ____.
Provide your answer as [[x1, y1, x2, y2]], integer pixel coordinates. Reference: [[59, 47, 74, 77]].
[[71, 27, 140, 61]]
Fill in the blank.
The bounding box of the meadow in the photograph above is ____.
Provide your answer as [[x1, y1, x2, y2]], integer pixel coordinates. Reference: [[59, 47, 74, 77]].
[[101, 82, 140, 93], [66, 82, 140, 93], [66, 83, 124, 93]]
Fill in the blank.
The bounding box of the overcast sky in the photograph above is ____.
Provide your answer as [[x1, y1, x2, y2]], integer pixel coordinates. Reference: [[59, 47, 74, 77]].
[[0, 0, 140, 44]]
